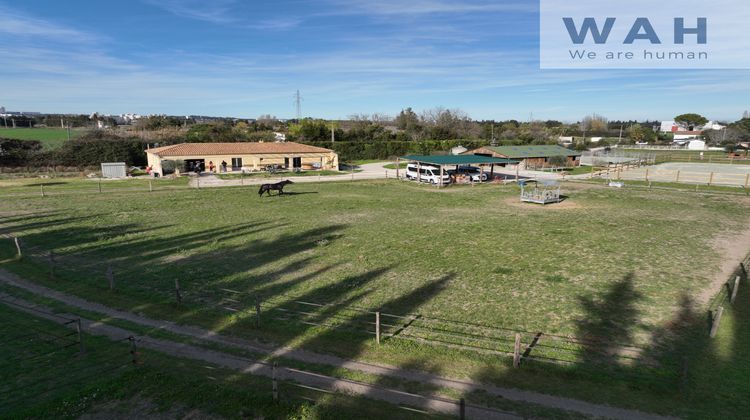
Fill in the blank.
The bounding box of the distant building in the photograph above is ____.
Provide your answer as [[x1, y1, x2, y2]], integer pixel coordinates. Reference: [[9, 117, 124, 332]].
[[660, 121, 681, 133], [450, 145, 468, 155], [660, 120, 725, 133], [702, 121, 726, 131], [146, 141, 339, 176], [673, 131, 704, 141], [687, 140, 707, 150], [464, 145, 581, 169]]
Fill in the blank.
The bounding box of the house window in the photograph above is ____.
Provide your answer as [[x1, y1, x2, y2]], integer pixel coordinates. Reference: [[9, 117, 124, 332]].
[[231, 158, 242, 170]]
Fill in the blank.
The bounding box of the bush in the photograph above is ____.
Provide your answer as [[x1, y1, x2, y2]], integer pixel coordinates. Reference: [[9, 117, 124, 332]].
[[57, 135, 148, 168], [0, 138, 43, 166]]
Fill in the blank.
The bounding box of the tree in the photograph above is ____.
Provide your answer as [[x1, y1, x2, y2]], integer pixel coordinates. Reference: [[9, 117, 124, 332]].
[[287, 119, 331, 142], [419, 107, 476, 140], [627, 124, 646, 142], [186, 123, 234, 142], [674, 113, 708, 130], [580, 114, 608, 133], [394, 108, 420, 132], [730, 118, 750, 140], [703, 128, 740, 146]]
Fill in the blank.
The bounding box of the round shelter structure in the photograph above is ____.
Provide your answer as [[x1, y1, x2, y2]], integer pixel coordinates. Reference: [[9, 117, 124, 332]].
[[519, 179, 562, 205]]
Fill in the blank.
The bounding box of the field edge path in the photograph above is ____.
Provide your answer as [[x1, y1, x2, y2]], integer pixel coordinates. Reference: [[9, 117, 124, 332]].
[[0, 268, 674, 420]]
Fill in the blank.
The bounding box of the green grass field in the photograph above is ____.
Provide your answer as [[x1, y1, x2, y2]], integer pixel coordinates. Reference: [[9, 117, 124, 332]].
[[0, 292, 438, 419], [1, 179, 749, 418], [0, 127, 85, 150]]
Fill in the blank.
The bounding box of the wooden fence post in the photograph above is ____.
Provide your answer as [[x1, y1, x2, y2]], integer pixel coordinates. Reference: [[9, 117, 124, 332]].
[[459, 398, 466, 420], [513, 333, 521, 368], [40, 184, 45, 197], [174, 279, 182, 304], [645, 167, 649, 182], [106, 265, 115, 291], [255, 296, 261, 328], [375, 311, 381, 345], [730, 276, 740, 304], [675, 170, 680, 183], [745, 173, 749, 189], [48, 251, 55, 279], [149, 180, 153, 192], [272, 362, 279, 403], [129, 336, 139, 364], [13, 237, 21, 259], [680, 356, 688, 393], [98, 178, 102, 193], [76, 318, 85, 354], [710, 306, 724, 338], [708, 172, 714, 186]]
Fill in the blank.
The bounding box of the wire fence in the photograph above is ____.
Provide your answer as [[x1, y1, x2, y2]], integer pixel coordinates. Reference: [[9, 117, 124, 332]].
[[2, 232, 705, 391], [214, 287, 677, 383], [0, 294, 520, 419], [593, 164, 750, 188], [0, 297, 134, 414]]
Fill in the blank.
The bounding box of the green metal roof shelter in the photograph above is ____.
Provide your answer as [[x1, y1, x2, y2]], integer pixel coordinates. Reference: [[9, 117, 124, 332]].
[[396, 155, 520, 187], [400, 155, 519, 166]]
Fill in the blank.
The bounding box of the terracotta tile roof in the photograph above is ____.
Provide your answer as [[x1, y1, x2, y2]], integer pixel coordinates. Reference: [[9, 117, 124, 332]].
[[147, 142, 335, 156]]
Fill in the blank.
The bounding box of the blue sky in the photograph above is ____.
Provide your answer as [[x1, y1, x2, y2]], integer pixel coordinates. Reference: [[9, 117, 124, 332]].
[[1, 0, 748, 122]]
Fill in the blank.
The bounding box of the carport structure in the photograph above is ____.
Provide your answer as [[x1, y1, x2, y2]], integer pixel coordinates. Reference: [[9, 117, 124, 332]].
[[397, 155, 519, 187]]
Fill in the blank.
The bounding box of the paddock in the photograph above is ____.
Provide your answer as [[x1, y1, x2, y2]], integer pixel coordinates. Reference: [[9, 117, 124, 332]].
[[615, 162, 750, 187]]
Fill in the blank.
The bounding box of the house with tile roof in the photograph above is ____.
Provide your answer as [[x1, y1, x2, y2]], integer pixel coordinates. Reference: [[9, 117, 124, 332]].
[[464, 145, 581, 169], [145, 142, 338, 176]]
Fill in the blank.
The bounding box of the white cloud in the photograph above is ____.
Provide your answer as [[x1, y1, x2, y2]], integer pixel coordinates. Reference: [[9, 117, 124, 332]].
[[141, 0, 238, 24], [0, 8, 100, 43], [326, 0, 536, 16]]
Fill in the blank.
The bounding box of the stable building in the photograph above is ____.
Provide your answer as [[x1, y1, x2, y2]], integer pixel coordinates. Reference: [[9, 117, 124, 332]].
[[464, 145, 581, 169], [146, 142, 339, 175]]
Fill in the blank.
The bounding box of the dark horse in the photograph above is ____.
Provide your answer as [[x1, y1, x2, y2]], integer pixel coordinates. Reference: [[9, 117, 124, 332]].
[[258, 180, 294, 197]]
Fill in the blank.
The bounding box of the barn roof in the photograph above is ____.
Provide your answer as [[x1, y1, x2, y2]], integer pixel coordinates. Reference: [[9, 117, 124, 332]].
[[470, 145, 581, 159], [147, 142, 334, 157]]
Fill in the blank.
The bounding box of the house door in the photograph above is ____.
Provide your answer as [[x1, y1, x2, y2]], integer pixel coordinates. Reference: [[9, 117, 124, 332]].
[[292, 157, 302, 168], [284, 157, 289, 169], [231, 157, 242, 171]]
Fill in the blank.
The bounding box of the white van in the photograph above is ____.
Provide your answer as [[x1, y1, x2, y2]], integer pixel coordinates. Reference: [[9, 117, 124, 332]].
[[405, 163, 451, 185]]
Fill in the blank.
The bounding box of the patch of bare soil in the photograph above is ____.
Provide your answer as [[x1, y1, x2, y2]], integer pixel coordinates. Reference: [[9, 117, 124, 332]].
[[501, 196, 585, 210], [699, 225, 750, 305]]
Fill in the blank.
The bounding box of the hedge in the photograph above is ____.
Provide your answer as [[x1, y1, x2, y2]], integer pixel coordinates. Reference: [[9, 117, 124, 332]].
[[301, 140, 491, 162]]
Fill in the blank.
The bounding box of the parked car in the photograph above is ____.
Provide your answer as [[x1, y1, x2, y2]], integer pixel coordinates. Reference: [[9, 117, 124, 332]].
[[405, 163, 451, 184], [448, 166, 488, 182]]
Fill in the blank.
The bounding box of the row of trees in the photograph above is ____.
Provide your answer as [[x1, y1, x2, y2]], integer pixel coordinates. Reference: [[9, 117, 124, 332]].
[[0, 132, 148, 169]]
